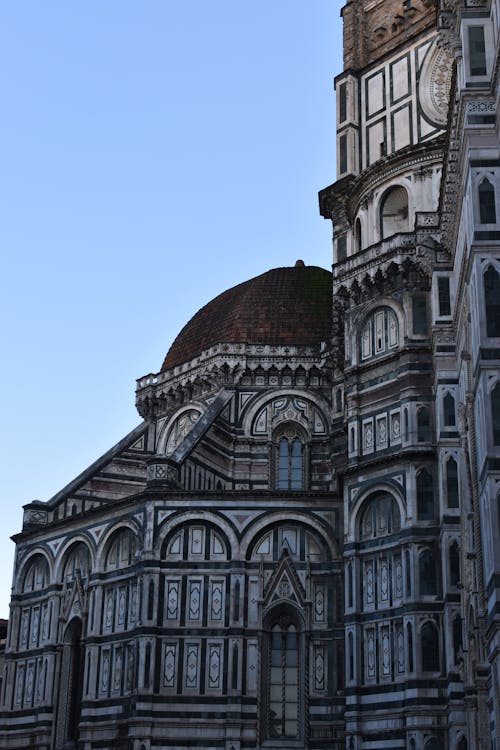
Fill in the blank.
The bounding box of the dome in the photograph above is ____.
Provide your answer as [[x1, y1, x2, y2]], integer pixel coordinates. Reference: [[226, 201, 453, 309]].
[[161, 264, 332, 371]]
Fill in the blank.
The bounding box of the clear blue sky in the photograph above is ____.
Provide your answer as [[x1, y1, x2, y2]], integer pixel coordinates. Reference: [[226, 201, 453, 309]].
[[0, 1, 341, 617]]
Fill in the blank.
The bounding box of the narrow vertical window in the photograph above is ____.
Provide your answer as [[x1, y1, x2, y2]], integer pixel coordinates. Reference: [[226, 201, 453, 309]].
[[339, 134, 347, 174], [339, 82, 347, 123], [419, 550, 437, 596], [269, 623, 299, 739], [348, 562, 353, 608], [453, 615, 463, 664], [492, 383, 500, 446], [350, 426, 355, 453], [417, 407, 431, 442], [468, 26, 487, 76], [348, 632, 354, 680], [276, 430, 306, 490], [405, 549, 412, 597], [232, 643, 239, 690], [417, 469, 435, 520], [335, 389, 343, 413], [484, 266, 500, 337], [337, 235, 347, 262], [443, 393, 456, 427], [479, 179, 496, 223], [437, 277, 451, 316], [449, 542, 460, 586], [147, 580, 154, 621], [404, 408, 409, 441], [413, 295, 428, 334], [355, 218, 362, 253], [446, 457, 459, 508], [407, 622, 414, 672], [421, 622, 440, 671]]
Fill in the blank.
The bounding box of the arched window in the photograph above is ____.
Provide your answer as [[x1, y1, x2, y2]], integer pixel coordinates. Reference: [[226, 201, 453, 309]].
[[104, 528, 138, 571], [421, 622, 440, 672], [484, 266, 500, 337], [22, 555, 49, 592], [163, 524, 230, 561], [478, 178, 497, 223], [492, 383, 500, 446], [275, 425, 307, 490], [263, 610, 303, 741], [458, 735, 468, 750], [419, 549, 437, 596], [443, 393, 455, 427], [359, 492, 401, 540], [380, 186, 409, 238], [249, 525, 327, 563], [416, 469, 435, 520], [449, 541, 460, 585], [446, 457, 459, 508], [417, 407, 432, 442], [361, 307, 399, 360]]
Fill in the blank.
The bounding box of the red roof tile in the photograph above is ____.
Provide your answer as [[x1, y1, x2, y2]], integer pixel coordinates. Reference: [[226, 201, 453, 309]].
[[161, 265, 332, 371]]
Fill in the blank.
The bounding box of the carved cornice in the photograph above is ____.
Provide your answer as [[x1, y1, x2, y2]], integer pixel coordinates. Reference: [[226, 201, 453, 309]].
[[332, 228, 444, 296], [135, 349, 332, 420], [319, 141, 445, 229]]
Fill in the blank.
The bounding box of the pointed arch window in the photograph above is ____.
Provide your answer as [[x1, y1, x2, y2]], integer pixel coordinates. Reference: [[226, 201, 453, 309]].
[[274, 425, 307, 490], [478, 178, 496, 223], [361, 307, 399, 360], [380, 185, 409, 238], [484, 266, 500, 337]]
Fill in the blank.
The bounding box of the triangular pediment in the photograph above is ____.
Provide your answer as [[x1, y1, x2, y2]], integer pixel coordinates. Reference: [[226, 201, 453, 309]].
[[61, 571, 86, 623], [263, 550, 306, 608]]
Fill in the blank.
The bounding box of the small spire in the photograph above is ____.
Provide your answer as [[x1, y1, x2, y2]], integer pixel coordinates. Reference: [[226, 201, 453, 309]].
[[295, 259, 305, 267]]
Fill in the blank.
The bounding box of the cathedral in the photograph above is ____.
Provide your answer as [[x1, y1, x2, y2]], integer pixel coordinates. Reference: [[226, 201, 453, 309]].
[[1, 0, 499, 748]]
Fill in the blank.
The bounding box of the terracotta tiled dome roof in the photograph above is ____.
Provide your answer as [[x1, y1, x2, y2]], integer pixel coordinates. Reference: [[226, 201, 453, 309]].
[[161, 264, 332, 371]]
